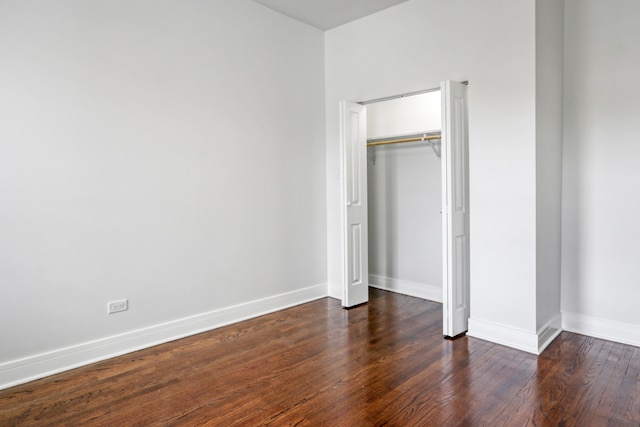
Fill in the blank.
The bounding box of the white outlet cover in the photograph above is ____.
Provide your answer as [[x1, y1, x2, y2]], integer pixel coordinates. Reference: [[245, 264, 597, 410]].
[[108, 299, 128, 314]]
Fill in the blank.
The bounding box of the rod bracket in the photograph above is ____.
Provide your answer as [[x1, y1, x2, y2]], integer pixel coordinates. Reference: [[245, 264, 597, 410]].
[[424, 134, 441, 158]]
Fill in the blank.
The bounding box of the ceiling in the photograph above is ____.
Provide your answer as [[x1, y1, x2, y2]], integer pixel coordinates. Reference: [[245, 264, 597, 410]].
[[252, 0, 410, 31]]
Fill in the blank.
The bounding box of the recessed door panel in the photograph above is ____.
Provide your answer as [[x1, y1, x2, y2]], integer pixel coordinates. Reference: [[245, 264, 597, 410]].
[[441, 81, 470, 337], [341, 101, 368, 307]]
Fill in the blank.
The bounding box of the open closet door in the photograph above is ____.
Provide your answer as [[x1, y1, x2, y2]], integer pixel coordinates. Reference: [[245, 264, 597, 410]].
[[340, 101, 369, 308], [441, 81, 470, 337]]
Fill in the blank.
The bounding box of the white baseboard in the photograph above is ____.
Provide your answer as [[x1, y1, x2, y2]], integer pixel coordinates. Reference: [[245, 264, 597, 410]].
[[369, 274, 442, 303], [468, 318, 540, 354], [562, 312, 640, 348], [537, 314, 563, 354], [327, 281, 342, 301], [468, 317, 563, 355], [0, 283, 328, 391]]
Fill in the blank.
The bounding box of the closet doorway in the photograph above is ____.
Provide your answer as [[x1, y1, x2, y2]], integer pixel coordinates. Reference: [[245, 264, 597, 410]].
[[340, 81, 469, 337]]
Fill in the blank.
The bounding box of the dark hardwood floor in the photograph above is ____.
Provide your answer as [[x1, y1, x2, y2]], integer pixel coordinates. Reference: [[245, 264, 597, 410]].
[[1, 288, 639, 426]]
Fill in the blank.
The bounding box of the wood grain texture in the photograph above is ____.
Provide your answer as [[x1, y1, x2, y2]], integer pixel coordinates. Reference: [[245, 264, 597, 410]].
[[1, 289, 639, 426]]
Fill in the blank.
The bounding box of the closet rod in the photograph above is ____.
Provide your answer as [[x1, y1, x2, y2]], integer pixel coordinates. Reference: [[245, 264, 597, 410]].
[[366, 134, 441, 147]]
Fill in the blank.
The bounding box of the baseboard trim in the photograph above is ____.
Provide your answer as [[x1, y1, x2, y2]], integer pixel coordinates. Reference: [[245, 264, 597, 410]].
[[468, 314, 563, 355], [369, 274, 442, 303], [0, 283, 328, 391], [468, 318, 540, 354], [537, 314, 563, 354], [327, 281, 342, 301], [562, 312, 640, 348]]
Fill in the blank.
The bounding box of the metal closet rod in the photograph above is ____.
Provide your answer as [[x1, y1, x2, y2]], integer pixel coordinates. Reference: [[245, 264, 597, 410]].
[[366, 134, 442, 147]]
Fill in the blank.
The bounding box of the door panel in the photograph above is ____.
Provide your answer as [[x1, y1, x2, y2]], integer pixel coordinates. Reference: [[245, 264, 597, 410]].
[[341, 101, 368, 307], [441, 81, 470, 337]]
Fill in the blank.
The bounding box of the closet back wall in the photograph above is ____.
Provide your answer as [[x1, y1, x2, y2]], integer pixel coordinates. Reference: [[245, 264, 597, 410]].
[[366, 92, 443, 302]]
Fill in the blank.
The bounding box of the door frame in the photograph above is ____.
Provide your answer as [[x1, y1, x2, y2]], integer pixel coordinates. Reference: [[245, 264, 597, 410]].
[[339, 81, 470, 335]]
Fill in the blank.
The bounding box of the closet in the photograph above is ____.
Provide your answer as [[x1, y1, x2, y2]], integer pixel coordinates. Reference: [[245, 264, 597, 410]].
[[366, 91, 443, 303]]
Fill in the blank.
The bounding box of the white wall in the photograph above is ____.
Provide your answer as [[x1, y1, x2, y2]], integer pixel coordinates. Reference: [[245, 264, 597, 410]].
[[366, 92, 442, 300], [535, 0, 564, 333], [562, 0, 640, 344], [0, 0, 326, 388], [366, 91, 441, 139], [326, 0, 539, 340]]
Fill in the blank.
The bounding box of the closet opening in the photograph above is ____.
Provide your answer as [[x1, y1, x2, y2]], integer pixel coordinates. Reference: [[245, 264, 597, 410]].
[[340, 81, 469, 338], [366, 91, 443, 305]]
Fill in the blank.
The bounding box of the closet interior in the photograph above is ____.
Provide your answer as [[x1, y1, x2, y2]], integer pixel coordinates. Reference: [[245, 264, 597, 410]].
[[366, 91, 443, 303]]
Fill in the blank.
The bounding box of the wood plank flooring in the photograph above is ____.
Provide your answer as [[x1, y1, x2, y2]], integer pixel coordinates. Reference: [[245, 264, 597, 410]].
[[1, 288, 639, 426]]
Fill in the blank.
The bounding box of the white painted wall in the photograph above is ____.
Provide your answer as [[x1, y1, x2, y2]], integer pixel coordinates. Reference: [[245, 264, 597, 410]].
[[366, 91, 441, 139], [535, 0, 564, 333], [366, 93, 442, 298], [326, 0, 539, 337], [562, 0, 640, 341], [0, 0, 326, 385]]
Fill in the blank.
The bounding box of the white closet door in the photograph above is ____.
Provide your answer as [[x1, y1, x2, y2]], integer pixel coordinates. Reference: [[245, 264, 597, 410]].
[[441, 81, 470, 337], [340, 101, 369, 307]]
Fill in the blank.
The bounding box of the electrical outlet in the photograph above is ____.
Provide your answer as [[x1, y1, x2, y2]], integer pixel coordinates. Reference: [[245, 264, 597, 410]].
[[108, 299, 128, 314]]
